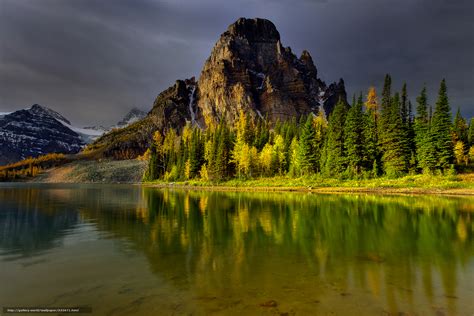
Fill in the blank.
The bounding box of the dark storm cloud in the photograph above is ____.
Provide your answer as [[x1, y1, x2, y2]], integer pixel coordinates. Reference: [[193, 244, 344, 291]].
[[0, 0, 473, 125]]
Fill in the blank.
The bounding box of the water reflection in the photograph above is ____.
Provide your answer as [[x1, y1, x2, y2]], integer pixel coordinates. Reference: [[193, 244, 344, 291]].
[[0, 185, 473, 315]]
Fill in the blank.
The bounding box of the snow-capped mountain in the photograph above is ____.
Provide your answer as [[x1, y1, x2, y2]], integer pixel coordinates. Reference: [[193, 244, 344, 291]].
[[75, 108, 146, 142], [116, 108, 146, 128], [0, 105, 147, 165], [0, 104, 84, 165]]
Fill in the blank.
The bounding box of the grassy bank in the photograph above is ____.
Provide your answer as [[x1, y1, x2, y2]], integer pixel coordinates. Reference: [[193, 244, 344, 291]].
[[144, 173, 474, 195]]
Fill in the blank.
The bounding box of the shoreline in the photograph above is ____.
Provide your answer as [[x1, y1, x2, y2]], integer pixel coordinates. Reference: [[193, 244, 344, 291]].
[[3, 179, 474, 196], [142, 182, 474, 196]]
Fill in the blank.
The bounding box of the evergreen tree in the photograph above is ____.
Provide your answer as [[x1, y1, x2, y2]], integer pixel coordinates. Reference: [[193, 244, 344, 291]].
[[344, 93, 365, 174], [364, 88, 380, 175], [401, 83, 409, 124], [406, 100, 416, 171], [469, 118, 474, 147], [453, 108, 469, 164], [379, 74, 392, 158], [453, 108, 468, 144], [380, 93, 407, 176], [399, 83, 413, 171], [187, 128, 204, 178], [323, 100, 347, 176], [381, 74, 392, 114], [430, 79, 454, 170], [288, 136, 300, 176], [414, 87, 435, 172], [298, 115, 317, 175]]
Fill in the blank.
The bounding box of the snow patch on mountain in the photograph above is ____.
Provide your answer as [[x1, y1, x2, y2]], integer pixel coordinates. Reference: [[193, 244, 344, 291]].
[[68, 107, 147, 142], [0, 104, 148, 165]]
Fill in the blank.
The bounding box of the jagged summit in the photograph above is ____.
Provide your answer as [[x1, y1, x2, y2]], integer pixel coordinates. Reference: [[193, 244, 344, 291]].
[[225, 18, 280, 43], [29, 104, 71, 125]]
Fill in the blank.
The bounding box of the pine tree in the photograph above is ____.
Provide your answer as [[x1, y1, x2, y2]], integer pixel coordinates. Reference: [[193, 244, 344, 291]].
[[452, 108, 469, 164], [344, 93, 365, 174], [298, 115, 317, 175], [379, 74, 392, 132], [187, 128, 204, 178], [401, 83, 409, 124], [430, 79, 454, 170], [453, 108, 468, 144], [407, 100, 416, 171], [380, 93, 407, 176], [323, 99, 347, 176], [399, 83, 413, 171], [414, 87, 435, 172], [468, 118, 474, 147], [364, 88, 379, 173], [381, 74, 392, 113]]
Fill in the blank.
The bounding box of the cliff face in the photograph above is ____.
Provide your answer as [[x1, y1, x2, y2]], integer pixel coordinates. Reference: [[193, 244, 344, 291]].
[[89, 17, 347, 158], [196, 18, 347, 126]]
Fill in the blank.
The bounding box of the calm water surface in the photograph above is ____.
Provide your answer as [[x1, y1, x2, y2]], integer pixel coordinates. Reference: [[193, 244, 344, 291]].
[[0, 183, 473, 315]]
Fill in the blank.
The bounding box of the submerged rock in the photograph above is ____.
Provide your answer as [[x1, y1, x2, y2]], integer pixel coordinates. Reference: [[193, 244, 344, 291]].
[[259, 299, 278, 307]]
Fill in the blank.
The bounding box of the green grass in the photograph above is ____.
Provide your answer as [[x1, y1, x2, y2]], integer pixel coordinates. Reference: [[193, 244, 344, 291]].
[[145, 173, 474, 191]]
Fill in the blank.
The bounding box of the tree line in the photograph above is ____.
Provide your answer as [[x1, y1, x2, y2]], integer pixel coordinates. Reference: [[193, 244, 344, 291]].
[[143, 76, 474, 182], [0, 153, 67, 181]]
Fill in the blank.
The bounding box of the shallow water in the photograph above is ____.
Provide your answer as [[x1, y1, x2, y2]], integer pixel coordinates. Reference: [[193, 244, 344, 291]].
[[0, 183, 473, 315]]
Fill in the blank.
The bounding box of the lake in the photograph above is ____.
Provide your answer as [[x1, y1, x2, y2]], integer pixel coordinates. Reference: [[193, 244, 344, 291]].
[[0, 184, 473, 315]]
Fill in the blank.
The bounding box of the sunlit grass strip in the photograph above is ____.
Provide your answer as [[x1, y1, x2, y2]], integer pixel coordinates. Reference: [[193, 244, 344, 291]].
[[144, 173, 474, 194]]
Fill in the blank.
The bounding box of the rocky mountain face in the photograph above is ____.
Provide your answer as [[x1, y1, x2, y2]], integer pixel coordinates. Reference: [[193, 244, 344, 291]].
[[89, 17, 348, 158], [197, 18, 346, 126], [0, 104, 84, 165]]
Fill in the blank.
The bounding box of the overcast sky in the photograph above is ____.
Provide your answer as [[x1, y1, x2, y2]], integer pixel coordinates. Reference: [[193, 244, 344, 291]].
[[1, 0, 473, 126]]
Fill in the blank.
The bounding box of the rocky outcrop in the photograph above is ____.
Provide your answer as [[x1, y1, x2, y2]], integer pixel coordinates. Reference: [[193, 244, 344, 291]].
[[196, 18, 347, 126], [88, 17, 348, 159]]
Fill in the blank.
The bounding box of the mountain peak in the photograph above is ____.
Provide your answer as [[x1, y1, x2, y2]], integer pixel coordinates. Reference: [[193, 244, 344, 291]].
[[28, 104, 71, 125], [226, 18, 280, 43], [116, 108, 147, 127], [197, 17, 347, 126]]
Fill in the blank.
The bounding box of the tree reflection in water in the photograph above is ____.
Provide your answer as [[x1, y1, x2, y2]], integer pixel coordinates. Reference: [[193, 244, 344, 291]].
[[1, 185, 473, 315]]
